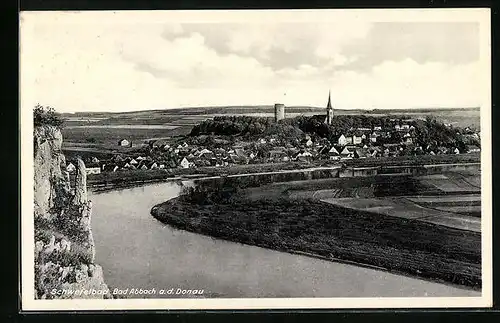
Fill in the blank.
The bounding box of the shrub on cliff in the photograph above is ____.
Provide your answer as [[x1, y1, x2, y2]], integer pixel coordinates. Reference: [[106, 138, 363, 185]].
[[34, 104, 64, 128]]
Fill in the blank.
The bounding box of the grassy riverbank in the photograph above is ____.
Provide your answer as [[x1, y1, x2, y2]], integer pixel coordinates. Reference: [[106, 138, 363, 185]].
[[151, 193, 481, 289], [88, 153, 480, 192]]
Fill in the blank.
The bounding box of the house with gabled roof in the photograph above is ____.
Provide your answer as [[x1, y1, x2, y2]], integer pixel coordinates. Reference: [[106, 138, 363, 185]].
[[293, 150, 313, 162], [180, 157, 191, 169], [66, 162, 76, 173], [197, 148, 212, 157], [328, 146, 340, 160], [340, 146, 353, 159], [336, 134, 347, 146], [354, 148, 370, 159]]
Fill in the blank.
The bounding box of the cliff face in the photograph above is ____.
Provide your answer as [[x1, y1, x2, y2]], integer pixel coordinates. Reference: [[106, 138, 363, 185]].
[[34, 125, 111, 299]]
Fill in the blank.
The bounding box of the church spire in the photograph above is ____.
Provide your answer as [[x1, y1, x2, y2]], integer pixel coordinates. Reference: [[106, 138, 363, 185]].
[[327, 90, 332, 109], [325, 90, 333, 125]]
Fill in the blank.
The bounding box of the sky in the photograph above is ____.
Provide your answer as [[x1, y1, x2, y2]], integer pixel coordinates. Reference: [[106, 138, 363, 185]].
[[20, 10, 489, 113]]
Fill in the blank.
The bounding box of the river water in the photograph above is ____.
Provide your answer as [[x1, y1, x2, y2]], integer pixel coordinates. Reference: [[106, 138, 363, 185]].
[[90, 182, 479, 298]]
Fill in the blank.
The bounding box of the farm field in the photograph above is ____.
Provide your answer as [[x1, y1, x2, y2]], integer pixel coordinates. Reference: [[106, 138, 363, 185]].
[[405, 194, 481, 217], [320, 197, 480, 232], [62, 106, 480, 128], [406, 194, 481, 205], [245, 169, 482, 232], [62, 125, 193, 145], [418, 177, 480, 193]]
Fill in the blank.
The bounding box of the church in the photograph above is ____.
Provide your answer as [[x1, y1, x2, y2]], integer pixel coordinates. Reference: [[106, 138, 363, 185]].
[[324, 90, 334, 125]]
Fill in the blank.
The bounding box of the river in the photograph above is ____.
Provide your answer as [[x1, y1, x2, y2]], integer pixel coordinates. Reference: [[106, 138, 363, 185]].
[[90, 182, 480, 298]]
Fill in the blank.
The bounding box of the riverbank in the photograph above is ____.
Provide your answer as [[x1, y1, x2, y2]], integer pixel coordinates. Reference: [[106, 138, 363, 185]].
[[151, 195, 481, 289], [88, 154, 480, 193]]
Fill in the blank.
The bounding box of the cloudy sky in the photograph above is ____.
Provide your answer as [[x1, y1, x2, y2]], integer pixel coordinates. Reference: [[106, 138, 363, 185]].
[[20, 10, 489, 113]]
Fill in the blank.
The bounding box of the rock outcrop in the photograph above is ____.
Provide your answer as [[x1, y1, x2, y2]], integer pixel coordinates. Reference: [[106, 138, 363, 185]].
[[34, 125, 110, 299], [34, 125, 69, 218], [73, 158, 87, 205]]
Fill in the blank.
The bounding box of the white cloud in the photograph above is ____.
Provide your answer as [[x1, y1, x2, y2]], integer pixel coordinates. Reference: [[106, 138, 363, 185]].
[[20, 13, 484, 113]]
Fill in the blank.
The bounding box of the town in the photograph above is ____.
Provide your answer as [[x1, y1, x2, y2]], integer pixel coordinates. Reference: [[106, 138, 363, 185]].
[[65, 93, 481, 176]]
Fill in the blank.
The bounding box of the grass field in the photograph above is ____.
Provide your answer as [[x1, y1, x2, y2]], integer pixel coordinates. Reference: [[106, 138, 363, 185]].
[[320, 197, 480, 232], [62, 125, 192, 145], [63, 106, 480, 128]]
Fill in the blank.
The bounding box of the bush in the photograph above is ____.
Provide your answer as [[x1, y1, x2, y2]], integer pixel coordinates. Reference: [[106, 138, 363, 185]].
[[34, 104, 64, 128]]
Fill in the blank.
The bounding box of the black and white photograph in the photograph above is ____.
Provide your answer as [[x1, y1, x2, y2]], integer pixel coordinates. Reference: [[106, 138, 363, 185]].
[[20, 9, 492, 310]]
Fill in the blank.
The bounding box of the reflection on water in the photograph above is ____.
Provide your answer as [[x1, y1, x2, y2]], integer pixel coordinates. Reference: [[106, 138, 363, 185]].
[[90, 182, 479, 299]]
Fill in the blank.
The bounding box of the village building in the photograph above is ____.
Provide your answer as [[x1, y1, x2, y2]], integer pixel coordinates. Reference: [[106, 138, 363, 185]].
[[466, 145, 481, 153], [180, 157, 190, 168], [354, 148, 370, 159], [328, 146, 340, 160], [340, 146, 353, 159], [337, 134, 347, 146], [118, 139, 131, 147], [66, 162, 76, 173], [197, 148, 213, 157], [86, 167, 101, 175], [294, 150, 313, 162], [351, 134, 362, 145]]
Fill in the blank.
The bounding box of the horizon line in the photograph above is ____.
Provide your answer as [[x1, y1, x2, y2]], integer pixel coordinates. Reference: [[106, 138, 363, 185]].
[[60, 105, 481, 115]]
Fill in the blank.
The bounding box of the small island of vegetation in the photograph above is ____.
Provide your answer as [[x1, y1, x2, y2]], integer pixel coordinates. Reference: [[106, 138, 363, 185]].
[[151, 177, 481, 289]]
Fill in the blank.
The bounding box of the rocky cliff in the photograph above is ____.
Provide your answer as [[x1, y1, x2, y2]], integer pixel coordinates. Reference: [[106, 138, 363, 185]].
[[34, 125, 111, 299]]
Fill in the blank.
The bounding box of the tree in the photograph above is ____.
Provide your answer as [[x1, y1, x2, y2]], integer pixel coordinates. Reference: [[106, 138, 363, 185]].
[[33, 104, 64, 128]]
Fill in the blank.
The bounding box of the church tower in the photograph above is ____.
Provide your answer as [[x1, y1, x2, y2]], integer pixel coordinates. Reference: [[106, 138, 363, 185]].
[[325, 90, 334, 125]]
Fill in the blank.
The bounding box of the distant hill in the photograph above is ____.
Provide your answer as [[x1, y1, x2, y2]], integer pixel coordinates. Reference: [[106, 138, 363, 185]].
[[62, 106, 480, 118]]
